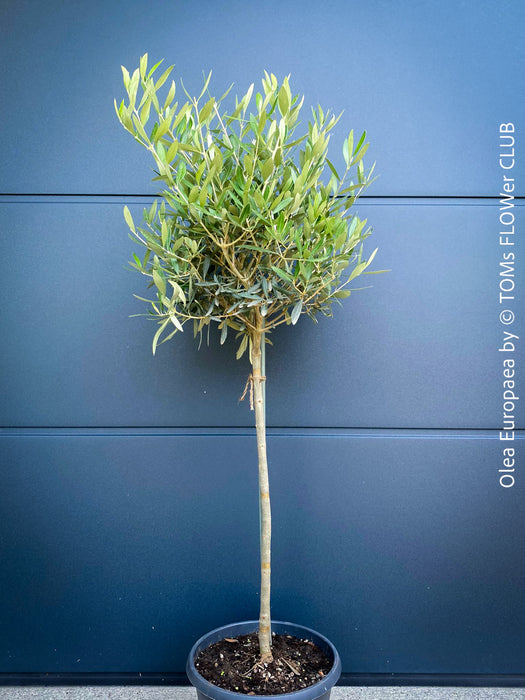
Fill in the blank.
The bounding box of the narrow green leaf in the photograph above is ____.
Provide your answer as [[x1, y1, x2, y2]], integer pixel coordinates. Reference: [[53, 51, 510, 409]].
[[278, 84, 290, 115], [212, 148, 223, 173], [167, 140, 179, 162], [139, 54, 148, 80], [161, 219, 169, 246], [351, 141, 369, 166], [121, 65, 130, 90], [242, 83, 254, 111], [258, 110, 267, 133], [272, 196, 293, 214], [163, 80, 176, 110], [236, 334, 248, 360], [271, 265, 293, 283], [169, 314, 184, 332], [198, 70, 213, 101], [249, 113, 258, 135], [261, 158, 274, 181], [285, 134, 308, 149], [147, 59, 164, 79], [312, 135, 326, 158], [132, 113, 149, 141], [293, 170, 307, 197], [170, 280, 186, 304], [123, 206, 135, 233], [147, 199, 158, 221], [177, 142, 201, 154], [153, 269, 166, 296], [326, 159, 341, 181], [156, 141, 166, 163], [175, 160, 186, 182], [342, 137, 349, 167], [253, 190, 265, 209], [155, 65, 173, 90], [366, 247, 378, 267], [244, 153, 254, 176], [291, 300, 302, 325], [199, 97, 215, 123], [348, 260, 368, 282], [338, 183, 366, 196], [346, 130, 354, 162], [173, 102, 191, 129], [155, 117, 172, 141], [353, 130, 366, 156], [195, 160, 206, 185], [152, 318, 169, 355], [140, 97, 152, 126], [113, 98, 122, 121], [128, 69, 140, 110]]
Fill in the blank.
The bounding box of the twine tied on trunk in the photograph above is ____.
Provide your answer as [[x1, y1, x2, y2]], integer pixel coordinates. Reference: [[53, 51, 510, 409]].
[[239, 373, 266, 410]]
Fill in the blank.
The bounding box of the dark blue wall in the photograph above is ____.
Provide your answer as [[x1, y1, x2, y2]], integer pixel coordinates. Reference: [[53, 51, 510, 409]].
[[1, 0, 524, 678]]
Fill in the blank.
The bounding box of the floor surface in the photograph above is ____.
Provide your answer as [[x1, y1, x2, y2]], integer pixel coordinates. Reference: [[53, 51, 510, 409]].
[[0, 687, 523, 699]]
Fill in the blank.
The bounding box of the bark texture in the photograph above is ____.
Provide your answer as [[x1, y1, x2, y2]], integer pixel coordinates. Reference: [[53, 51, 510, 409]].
[[251, 312, 273, 662]]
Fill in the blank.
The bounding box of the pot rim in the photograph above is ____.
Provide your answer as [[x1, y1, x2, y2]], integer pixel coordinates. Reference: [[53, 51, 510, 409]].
[[186, 619, 342, 700]]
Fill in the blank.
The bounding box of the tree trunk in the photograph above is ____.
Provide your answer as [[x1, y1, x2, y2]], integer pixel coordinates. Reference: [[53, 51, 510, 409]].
[[251, 312, 273, 662]]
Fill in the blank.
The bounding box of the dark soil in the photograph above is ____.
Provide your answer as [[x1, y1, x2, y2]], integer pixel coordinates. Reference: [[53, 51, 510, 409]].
[[194, 631, 332, 695]]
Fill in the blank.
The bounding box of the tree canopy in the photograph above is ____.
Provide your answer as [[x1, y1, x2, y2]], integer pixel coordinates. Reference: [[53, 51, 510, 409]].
[[115, 54, 380, 356]]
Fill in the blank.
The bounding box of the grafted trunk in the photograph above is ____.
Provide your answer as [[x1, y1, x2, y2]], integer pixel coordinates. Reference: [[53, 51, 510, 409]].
[[251, 312, 273, 662]]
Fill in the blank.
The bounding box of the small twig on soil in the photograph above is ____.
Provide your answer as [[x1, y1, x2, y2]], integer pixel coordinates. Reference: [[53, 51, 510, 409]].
[[241, 661, 265, 678], [282, 658, 301, 676]]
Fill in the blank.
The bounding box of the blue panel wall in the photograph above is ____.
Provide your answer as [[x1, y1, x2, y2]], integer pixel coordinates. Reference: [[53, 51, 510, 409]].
[[1, 432, 524, 673], [1, 200, 522, 429], [0, 0, 523, 681], [0, 0, 523, 196]]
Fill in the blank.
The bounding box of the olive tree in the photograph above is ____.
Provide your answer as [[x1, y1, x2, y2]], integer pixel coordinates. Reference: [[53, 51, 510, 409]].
[[115, 54, 380, 663]]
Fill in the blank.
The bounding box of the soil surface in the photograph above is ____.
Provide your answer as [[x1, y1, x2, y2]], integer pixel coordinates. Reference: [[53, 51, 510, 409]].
[[194, 631, 332, 695]]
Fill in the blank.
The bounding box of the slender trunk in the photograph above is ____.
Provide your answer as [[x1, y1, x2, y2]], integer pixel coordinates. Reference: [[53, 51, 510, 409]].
[[251, 312, 273, 662]]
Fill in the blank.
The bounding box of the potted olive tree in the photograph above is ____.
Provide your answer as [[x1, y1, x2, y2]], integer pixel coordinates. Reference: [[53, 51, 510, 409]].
[[115, 54, 380, 698]]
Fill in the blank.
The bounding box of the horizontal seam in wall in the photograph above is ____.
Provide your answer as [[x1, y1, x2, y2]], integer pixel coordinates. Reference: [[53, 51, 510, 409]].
[[0, 193, 523, 200], [1, 427, 523, 439]]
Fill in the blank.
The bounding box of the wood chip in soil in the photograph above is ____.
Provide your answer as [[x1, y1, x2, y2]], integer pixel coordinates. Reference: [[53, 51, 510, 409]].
[[194, 631, 332, 695]]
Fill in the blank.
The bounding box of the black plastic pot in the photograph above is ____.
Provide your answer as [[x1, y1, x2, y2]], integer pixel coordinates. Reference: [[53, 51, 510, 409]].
[[186, 620, 342, 700]]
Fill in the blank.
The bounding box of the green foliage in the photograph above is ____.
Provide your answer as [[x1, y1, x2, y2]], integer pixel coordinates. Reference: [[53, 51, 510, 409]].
[[116, 54, 380, 354]]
